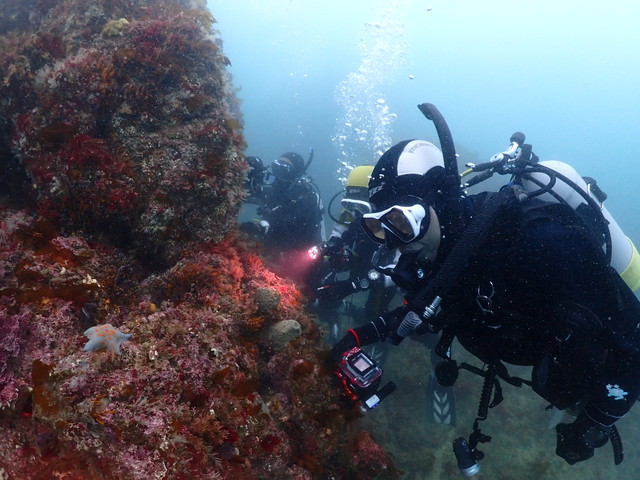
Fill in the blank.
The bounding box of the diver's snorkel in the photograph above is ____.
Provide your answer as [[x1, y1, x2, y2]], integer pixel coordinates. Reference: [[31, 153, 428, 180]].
[[413, 103, 467, 324], [304, 147, 314, 174], [417, 103, 466, 241], [417, 103, 459, 178]]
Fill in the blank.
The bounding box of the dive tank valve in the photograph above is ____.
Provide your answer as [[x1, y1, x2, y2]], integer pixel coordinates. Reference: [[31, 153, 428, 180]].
[[489, 131, 525, 163]]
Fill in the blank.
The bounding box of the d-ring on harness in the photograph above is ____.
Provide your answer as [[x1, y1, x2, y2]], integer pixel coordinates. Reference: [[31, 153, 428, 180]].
[[476, 281, 494, 315]]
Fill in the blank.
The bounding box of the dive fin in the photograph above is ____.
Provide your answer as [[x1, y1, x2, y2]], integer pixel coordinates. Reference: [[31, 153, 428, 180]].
[[426, 370, 457, 425]]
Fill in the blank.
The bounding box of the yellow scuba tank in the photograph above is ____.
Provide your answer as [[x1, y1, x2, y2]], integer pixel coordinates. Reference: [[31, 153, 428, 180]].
[[522, 160, 640, 292]]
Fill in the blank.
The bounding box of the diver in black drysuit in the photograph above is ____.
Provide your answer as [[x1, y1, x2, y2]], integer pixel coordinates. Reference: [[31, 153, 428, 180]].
[[310, 165, 397, 348], [241, 152, 324, 252], [258, 152, 324, 252], [329, 138, 640, 465]]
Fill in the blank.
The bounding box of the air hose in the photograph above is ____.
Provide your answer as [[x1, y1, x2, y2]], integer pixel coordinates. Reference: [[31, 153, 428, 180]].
[[413, 188, 515, 329]]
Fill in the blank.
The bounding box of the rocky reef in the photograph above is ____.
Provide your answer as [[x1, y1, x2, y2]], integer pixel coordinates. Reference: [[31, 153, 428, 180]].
[[0, 1, 398, 479], [1, 0, 244, 268]]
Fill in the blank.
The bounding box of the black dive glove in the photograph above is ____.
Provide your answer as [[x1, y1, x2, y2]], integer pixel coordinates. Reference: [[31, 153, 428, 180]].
[[322, 236, 344, 254], [556, 414, 611, 464], [325, 312, 396, 367], [240, 220, 269, 237], [326, 332, 359, 367], [316, 279, 362, 302]]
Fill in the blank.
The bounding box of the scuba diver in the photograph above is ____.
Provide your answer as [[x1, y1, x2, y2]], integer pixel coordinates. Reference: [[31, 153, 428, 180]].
[[328, 103, 640, 473], [241, 150, 325, 286], [243, 155, 267, 203], [309, 165, 398, 346], [259, 151, 324, 251]]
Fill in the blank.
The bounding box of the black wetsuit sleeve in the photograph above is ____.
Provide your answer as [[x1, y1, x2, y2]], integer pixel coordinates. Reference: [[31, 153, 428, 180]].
[[348, 305, 408, 344], [327, 310, 398, 364], [328, 306, 408, 366]]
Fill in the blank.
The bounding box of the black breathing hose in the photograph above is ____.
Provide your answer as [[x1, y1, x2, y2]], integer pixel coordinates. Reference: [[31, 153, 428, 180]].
[[412, 188, 513, 327], [417, 103, 467, 245], [327, 190, 347, 224], [304, 147, 314, 173], [417, 103, 458, 177]]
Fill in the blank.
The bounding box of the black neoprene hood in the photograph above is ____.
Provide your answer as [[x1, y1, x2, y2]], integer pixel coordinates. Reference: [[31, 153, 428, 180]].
[[368, 140, 445, 211], [278, 152, 305, 176]]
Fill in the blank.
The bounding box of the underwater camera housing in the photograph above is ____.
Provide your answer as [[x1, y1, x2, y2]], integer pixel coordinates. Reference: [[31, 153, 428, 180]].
[[335, 347, 396, 411]]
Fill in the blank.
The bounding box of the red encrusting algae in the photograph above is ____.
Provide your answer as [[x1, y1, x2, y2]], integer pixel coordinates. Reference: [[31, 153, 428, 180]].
[[0, 1, 398, 479]]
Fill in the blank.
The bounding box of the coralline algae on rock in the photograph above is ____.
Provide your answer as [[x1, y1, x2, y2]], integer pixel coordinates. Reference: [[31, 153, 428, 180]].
[[268, 319, 302, 351], [1, 0, 246, 267], [255, 286, 281, 314], [0, 1, 399, 479], [101, 18, 130, 37]]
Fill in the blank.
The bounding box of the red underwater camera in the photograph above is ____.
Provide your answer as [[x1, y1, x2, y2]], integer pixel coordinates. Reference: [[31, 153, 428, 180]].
[[334, 347, 395, 411]]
